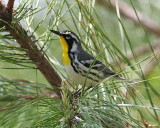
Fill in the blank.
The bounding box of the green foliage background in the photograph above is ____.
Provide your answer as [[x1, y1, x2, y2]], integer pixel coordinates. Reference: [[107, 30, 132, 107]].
[[0, 0, 159, 127]]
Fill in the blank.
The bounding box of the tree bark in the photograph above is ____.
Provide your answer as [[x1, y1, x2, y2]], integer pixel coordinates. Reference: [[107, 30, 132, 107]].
[[0, 0, 62, 98]]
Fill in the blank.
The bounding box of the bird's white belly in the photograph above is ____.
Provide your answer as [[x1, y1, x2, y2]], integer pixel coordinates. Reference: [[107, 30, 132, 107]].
[[64, 65, 97, 87]]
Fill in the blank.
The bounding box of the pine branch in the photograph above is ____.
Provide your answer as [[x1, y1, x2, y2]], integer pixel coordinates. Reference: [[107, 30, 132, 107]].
[[0, 0, 62, 98]]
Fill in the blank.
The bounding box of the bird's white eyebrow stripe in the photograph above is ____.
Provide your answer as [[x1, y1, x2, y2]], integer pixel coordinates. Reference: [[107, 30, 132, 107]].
[[65, 31, 71, 34], [63, 31, 79, 42]]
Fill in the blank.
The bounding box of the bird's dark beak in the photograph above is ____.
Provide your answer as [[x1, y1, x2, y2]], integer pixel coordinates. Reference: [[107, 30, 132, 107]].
[[50, 30, 62, 36]]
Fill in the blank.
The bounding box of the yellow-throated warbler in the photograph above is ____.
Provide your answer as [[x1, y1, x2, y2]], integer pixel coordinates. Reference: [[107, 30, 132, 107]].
[[50, 30, 125, 88]]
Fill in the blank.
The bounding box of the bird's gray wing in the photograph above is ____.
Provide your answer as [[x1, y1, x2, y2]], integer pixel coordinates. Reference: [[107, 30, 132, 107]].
[[77, 50, 117, 79]]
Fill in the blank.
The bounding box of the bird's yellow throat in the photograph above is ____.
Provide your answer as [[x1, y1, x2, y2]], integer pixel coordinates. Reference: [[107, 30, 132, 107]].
[[59, 37, 71, 66]]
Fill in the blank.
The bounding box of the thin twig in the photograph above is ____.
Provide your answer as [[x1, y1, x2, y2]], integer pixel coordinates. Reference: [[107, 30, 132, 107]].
[[143, 53, 160, 77], [98, 0, 160, 37], [127, 39, 160, 77], [127, 40, 160, 60], [127, 40, 160, 76], [14, 94, 59, 99]]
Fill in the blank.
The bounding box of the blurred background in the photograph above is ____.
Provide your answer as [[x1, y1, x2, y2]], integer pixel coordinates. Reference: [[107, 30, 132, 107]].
[[0, 0, 159, 127]]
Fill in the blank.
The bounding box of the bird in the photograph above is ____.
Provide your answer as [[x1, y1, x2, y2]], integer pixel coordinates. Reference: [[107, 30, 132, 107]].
[[50, 30, 125, 90]]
